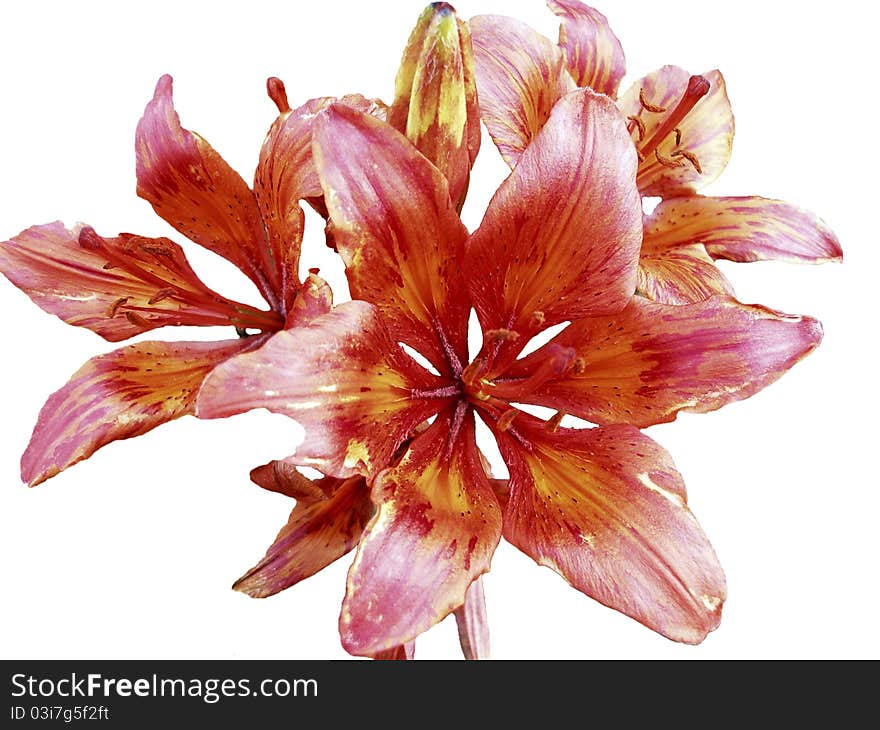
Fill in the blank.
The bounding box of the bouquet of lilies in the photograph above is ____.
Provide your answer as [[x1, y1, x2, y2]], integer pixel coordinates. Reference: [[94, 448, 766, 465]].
[[0, 1, 841, 659]]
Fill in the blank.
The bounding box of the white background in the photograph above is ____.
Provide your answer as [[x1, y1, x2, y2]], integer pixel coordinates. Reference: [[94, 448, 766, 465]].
[[0, 0, 874, 660]]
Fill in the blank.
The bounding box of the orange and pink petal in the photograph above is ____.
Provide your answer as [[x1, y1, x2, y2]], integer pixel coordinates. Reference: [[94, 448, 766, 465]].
[[312, 104, 471, 375], [465, 87, 641, 364], [548, 0, 625, 98], [340, 410, 502, 656], [502, 296, 822, 428], [21, 337, 261, 486], [469, 14, 575, 167], [638, 240, 735, 304], [233, 475, 372, 598], [136, 75, 280, 309], [196, 301, 446, 480], [646, 196, 843, 264], [0, 222, 281, 341], [495, 416, 725, 644]]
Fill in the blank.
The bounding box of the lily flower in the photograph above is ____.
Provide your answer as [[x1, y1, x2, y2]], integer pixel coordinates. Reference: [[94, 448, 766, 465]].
[[469, 0, 842, 304], [0, 74, 385, 485], [197, 88, 822, 656]]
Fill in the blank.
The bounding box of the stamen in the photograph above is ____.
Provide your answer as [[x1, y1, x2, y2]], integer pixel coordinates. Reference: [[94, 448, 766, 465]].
[[627, 115, 647, 141], [148, 287, 177, 304], [655, 148, 684, 168], [639, 88, 667, 114], [638, 75, 710, 159], [530, 311, 546, 328], [267, 77, 291, 114], [485, 328, 519, 343], [673, 127, 682, 147], [460, 357, 488, 388], [124, 311, 152, 328], [102, 262, 116, 270], [489, 345, 576, 401], [497, 407, 519, 433], [106, 297, 130, 318], [673, 148, 703, 174], [545, 410, 566, 433]]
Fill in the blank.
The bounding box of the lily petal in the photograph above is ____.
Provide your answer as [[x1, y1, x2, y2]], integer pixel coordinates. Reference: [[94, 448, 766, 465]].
[[548, 0, 626, 98], [646, 196, 843, 264], [465, 87, 641, 361], [196, 301, 444, 479], [502, 296, 822, 428], [256, 86, 387, 312], [454, 576, 490, 660], [638, 240, 735, 304], [0, 222, 281, 340], [496, 416, 725, 644], [470, 14, 576, 167], [618, 66, 734, 197], [371, 643, 416, 661], [136, 75, 280, 309], [340, 410, 502, 656], [388, 2, 481, 208], [233, 475, 372, 598], [249, 458, 336, 502], [22, 337, 260, 486], [312, 104, 471, 374]]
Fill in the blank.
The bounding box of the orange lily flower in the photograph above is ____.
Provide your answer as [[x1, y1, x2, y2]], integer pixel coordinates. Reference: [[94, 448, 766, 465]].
[[470, 0, 842, 304], [197, 88, 822, 656]]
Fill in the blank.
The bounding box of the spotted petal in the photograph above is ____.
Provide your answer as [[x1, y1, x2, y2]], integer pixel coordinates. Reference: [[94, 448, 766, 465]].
[[465, 87, 641, 362], [233, 475, 372, 598], [197, 301, 444, 479], [646, 196, 843, 264], [549, 0, 625, 97], [501, 296, 822, 428], [496, 416, 725, 644], [0, 222, 281, 341], [340, 410, 502, 656], [470, 14, 576, 167], [312, 104, 471, 375], [136, 75, 280, 309], [22, 337, 260, 486], [388, 2, 481, 208], [619, 66, 734, 197]]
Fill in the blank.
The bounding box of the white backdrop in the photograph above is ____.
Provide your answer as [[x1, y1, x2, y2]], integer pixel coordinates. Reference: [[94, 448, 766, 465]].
[[0, 0, 873, 660]]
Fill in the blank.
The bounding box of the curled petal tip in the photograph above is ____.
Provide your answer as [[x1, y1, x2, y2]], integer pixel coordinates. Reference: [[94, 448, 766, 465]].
[[154, 74, 173, 98]]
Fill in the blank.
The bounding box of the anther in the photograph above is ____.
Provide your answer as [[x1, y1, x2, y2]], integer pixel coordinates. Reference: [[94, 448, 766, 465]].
[[639, 88, 667, 114], [530, 311, 546, 328], [497, 408, 519, 433], [627, 115, 646, 141], [673, 127, 682, 147], [673, 148, 702, 174], [545, 411, 566, 433], [485, 328, 519, 343], [124, 311, 152, 328], [102, 262, 116, 270], [570, 357, 586, 376], [655, 148, 684, 169], [77, 227, 103, 251], [148, 287, 177, 304], [137, 239, 174, 257], [107, 297, 130, 318]]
